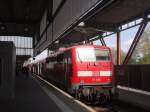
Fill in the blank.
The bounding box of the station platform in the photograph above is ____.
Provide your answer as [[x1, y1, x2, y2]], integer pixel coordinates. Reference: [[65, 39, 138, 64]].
[[0, 72, 93, 112], [117, 85, 150, 111]]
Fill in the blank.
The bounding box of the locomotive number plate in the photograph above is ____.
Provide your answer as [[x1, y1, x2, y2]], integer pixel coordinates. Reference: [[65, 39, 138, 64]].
[[92, 78, 101, 82]]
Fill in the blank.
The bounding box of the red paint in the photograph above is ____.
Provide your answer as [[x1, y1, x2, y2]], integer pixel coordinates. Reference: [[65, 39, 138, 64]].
[[29, 45, 114, 92]]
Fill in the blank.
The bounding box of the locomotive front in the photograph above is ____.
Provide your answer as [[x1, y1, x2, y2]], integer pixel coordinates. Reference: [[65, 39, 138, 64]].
[[70, 45, 114, 102]]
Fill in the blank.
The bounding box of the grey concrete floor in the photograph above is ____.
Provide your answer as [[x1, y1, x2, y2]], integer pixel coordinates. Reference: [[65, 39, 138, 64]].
[[0, 72, 61, 112]]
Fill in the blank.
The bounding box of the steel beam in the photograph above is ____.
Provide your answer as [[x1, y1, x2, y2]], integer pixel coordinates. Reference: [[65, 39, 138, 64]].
[[117, 31, 121, 65], [90, 18, 150, 42], [123, 19, 148, 65], [100, 37, 106, 46]]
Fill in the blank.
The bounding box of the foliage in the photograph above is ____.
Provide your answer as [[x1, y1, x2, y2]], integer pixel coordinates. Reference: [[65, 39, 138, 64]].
[[110, 26, 150, 64], [137, 54, 150, 64], [111, 48, 126, 64], [130, 27, 150, 64]]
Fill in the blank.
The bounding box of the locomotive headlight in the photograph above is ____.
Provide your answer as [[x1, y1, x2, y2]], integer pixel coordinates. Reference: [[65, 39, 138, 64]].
[[80, 80, 84, 85], [100, 71, 112, 76], [78, 71, 92, 76]]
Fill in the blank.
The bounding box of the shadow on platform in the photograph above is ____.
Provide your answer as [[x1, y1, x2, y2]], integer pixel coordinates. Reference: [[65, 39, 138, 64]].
[[0, 72, 60, 112]]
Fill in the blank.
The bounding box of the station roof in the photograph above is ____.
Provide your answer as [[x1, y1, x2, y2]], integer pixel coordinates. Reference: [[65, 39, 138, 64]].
[[0, 0, 50, 36], [85, 0, 150, 30], [59, 27, 103, 44], [59, 0, 150, 44], [0, 0, 150, 46]]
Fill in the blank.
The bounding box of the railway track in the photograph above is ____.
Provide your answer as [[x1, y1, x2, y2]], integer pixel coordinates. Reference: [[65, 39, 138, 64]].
[[34, 74, 149, 112]]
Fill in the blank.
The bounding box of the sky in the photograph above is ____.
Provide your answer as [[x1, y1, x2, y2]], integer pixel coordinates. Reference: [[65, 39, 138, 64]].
[[103, 22, 150, 53], [109, 26, 138, 52], [93, 25, 140, 53]]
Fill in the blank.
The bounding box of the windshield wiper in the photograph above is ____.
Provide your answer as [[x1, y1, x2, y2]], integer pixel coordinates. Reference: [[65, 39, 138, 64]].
[[77, 51, 83, 63]]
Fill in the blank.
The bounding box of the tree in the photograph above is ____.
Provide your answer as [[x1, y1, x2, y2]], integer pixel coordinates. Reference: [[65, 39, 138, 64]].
[[137, 54, 150, 64], [111, 48, 128, 64], [131, 27, 150, 64]]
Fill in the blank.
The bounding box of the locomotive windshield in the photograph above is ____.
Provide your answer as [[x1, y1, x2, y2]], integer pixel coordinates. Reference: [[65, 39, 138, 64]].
[[76, 47, 110, 62]]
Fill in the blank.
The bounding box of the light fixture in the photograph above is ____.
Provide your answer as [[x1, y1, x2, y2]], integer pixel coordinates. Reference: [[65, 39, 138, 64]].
[[24, 27, 29, 32], [78, 22, 85, 27], [0, 24, 6, 30]]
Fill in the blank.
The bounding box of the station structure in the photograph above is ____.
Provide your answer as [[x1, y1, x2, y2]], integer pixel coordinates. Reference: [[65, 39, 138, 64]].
[[0, 0, 150, 112]]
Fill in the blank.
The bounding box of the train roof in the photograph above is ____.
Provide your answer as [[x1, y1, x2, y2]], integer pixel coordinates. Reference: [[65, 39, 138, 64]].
[[68, 44, 110, 49], [29, 45, 111, 64], [48, 44, 111, 57], [55, 44, 111, 53]]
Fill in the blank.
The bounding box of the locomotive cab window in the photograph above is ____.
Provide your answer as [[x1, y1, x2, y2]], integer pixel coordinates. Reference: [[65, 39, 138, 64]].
[[57, 54, 64, 62], [76, 48, 110, 62], [46, 57, 56, 63], [95, 50, 110, 61]]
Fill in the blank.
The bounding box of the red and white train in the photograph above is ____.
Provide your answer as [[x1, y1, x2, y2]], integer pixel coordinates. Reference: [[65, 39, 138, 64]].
[[28, 44, 114, 102]]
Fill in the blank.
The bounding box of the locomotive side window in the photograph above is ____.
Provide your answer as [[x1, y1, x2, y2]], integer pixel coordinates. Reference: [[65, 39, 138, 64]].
[[42, 63, 45, 72], [39, 63, 41, 74], [68, 58, 72, 64], [57, 54, 64, 62], [46, 57, 56, 63]]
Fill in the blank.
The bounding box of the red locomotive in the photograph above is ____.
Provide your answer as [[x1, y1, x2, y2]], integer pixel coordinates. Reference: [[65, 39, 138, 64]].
[[29, 44, 114, 103]]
